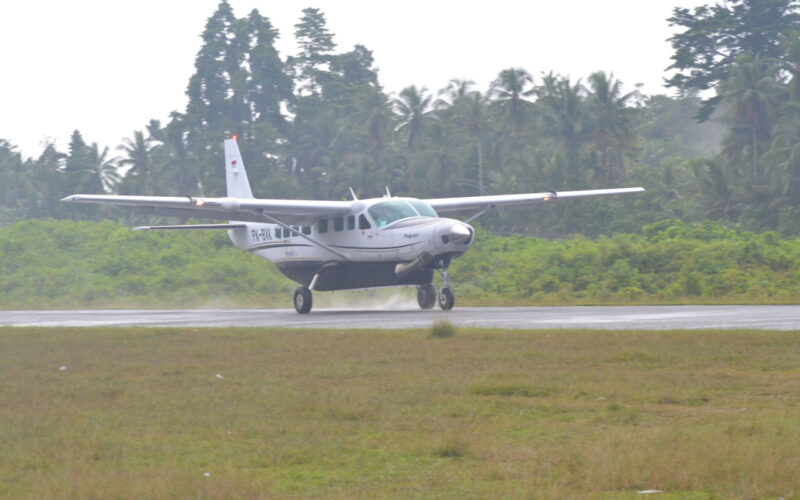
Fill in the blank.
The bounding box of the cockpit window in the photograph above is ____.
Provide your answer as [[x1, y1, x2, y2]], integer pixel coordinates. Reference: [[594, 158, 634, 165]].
[[408, 199, 438, 217], [368, 200, 419, 228]]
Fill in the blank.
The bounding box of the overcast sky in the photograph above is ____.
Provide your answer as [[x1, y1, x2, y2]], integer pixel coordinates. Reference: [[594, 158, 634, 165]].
[[0, 0, 707, 159]]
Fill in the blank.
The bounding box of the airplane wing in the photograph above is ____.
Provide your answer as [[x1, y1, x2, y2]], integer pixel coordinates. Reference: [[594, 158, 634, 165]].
[[60, 194, 353, 225], [426, 187, 644, 217]]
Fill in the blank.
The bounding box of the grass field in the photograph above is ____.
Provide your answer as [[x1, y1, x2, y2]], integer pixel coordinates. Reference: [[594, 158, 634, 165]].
[[2, 326, 799, 499]]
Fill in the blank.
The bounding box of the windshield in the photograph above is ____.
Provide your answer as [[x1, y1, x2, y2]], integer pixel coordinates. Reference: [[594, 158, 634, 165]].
[[368, 200, 419, 228], [408, 199, 438, 217]]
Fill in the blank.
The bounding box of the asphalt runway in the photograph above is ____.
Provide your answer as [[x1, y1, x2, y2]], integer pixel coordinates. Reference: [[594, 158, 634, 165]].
[[2, 305, 799, 330]]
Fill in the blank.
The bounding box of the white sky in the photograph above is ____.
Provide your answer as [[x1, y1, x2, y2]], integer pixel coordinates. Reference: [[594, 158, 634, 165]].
[[0, 0, 707, 159]]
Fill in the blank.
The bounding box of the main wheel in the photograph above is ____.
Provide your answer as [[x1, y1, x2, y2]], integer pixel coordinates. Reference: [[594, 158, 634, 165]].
[[438, 287, 454, 310], [293, 286, 312, 314], [417, 284, 436, 309]]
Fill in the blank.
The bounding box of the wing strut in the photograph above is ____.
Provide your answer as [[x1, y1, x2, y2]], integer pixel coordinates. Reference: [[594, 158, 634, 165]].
[[464, 204, 496, 223]]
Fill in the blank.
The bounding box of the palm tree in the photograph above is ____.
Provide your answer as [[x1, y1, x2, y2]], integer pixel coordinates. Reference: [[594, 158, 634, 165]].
[[394, 85, 434, 192], [29, 142, 66, 217], [423, 121, 461, 196], [118, 131, 156, 194], [435, 78, 475, 110], [0, 140, 24, 209], [585, 71, 638, 185], [346, 86, 395, 183], [162, 114, 195, 195], [536, 74, 587, 185], [454, 91, 490, 194], [766, 102, 800, 205], [720, 54, 783, 184], [76, 143, 120, 194], [779, 32, 800, 101], [490, 68, 535, 143], [693, 158, 739, 219], [394, 85, 434, 151]]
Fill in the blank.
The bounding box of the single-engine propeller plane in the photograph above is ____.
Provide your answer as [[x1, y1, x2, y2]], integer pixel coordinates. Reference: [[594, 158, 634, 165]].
[[63, 138, 643, 313]]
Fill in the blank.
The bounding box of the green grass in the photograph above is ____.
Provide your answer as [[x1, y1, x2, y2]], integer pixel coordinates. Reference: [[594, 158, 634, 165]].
[[2, 326, 800, 498]]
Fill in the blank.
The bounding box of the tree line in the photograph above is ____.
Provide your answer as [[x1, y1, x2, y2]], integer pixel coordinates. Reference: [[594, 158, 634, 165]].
[[1, 0, 799, 238]]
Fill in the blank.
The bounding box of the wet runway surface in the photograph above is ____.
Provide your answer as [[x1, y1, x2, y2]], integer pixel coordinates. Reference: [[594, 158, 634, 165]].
[[2, 305, 799, 330]]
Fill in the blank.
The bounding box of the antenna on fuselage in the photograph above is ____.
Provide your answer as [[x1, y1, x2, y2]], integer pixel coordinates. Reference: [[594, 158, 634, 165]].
[[384, 186, 392, 198], [348, 186, 358, 200]]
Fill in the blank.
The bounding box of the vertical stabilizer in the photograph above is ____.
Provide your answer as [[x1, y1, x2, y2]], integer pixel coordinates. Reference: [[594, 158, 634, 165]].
[[224, 138, 254, 199]]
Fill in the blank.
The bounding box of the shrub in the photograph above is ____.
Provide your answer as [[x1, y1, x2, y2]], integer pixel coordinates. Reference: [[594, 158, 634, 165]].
[[429, 320, 456, 338]]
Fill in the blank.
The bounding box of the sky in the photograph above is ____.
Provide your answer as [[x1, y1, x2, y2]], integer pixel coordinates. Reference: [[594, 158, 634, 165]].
[[0, 0, 708, 160]]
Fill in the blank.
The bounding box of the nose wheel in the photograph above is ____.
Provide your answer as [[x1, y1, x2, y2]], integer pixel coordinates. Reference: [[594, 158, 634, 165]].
[[438, 269, 455, 310]]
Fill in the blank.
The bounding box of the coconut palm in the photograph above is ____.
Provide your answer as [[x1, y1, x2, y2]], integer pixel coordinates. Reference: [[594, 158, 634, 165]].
[[118, 131, 156, 194], [779, 31, 800, 101], [693, 158, 739, 218], [720, 54, 783, 184], [394, 85, 434, 151], [536, 74, 587, 185], [423, 120, 461, 196], [394, 85, 434, 192], [586, 71, 639, 185], [490, 68, 535, 143], [345, 86, 395, 183], [766, 102, 800, 205], [454, 91, 490, 194], [76, 143, 120, 194], [435, 78, 475, 109]]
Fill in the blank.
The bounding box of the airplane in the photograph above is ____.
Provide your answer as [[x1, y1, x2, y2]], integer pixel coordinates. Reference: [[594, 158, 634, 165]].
[[62, 137, 644, 313]]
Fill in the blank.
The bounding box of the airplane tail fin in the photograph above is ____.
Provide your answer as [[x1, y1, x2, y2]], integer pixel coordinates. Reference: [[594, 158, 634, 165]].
[[224, 137, 254, 199]]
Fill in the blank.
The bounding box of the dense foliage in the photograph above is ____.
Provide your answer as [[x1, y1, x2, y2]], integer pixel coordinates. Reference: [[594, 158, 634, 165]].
[[1, 219, 797, 308], [0, 0, 798, 237], [0, 220, 293, 308]]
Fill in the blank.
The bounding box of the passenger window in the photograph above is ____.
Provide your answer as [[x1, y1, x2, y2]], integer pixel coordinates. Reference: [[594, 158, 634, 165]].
[[274, 227, 281, 239], [359, 214, 371, 230], [302, 226, 311, 235], [318, 218, 328, 233], [282, 227, 290, 238], [347, 215, 355, 230], [334, 216, 344, 232]]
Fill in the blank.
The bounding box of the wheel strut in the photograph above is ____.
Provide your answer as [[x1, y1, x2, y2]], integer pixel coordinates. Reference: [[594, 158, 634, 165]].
[[438, 269, 454, 310]]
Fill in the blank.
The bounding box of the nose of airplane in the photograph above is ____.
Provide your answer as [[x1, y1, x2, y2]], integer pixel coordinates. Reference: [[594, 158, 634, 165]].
[[448, 222, 473, 244]]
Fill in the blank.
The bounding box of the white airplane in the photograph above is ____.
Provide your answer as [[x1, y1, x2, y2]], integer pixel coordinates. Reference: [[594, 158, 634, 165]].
[[63, 137, 644, 313]]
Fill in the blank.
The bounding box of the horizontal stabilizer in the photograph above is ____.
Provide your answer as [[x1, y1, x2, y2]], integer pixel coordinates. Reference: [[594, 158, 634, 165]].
[[132, 223, 247, 231]]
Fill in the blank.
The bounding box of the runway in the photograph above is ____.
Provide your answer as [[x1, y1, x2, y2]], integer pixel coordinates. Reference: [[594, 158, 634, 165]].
[[2, 305, 799, 330]]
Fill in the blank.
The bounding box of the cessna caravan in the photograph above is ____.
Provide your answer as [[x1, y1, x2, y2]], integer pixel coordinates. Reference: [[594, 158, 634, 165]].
[[63, 137, 643, 313]]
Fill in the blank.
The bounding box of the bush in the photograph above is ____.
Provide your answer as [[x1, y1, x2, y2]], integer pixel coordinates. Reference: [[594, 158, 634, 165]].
[[429, 320, 456, 338]]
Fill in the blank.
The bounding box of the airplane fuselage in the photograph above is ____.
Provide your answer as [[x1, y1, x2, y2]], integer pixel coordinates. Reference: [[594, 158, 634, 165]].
[[226, 196, 474, 291]]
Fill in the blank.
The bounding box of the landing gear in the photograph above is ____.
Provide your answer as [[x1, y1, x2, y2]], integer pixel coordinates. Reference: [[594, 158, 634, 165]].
[[438, 287, 454, 310], [417, 284, 436, 309], [293, 286, 312, 314], [438, 269, 455, 310]]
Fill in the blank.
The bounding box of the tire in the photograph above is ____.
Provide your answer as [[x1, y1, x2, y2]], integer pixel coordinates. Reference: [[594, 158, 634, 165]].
[[293, 286, 312, 314], [438, 287, 454, 310], [417, 284, 436, 309]]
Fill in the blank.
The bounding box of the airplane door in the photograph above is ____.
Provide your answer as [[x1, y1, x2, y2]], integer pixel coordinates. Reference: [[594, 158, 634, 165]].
[[358, 213, 376, 240]]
